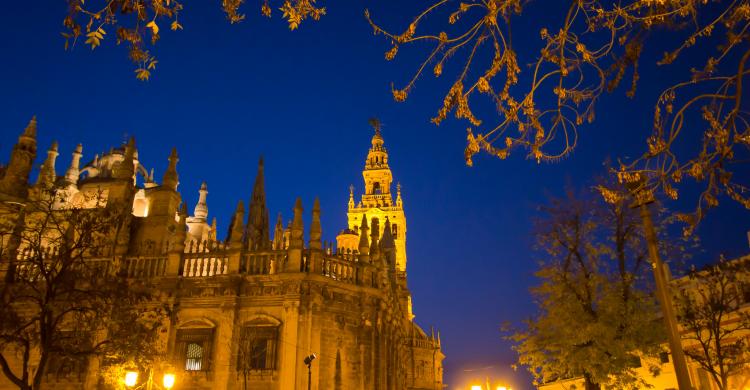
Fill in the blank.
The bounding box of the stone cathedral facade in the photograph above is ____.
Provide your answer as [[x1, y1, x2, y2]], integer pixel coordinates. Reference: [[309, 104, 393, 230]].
[[0, 117, 444, 390]]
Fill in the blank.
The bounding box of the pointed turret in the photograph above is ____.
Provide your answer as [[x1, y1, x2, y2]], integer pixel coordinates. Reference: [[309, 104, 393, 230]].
[[273, 213, 284, 250], [64, 143, 83, 186], [227, 200, 245, 247], [209, 217, 217, 241], [348, 185, 355, 209], [162, 147, 179, 190], [396, 182, 403, 207], [380, 217, 395, 250], [175, 203, 188, 246], [369, 217, 380, 258], [0, 116, 38, 198], [285, 198, 305, 272], [194, 181, 208, 220], [289, 198, 304, 250], [246, 157, 270, 250], [309, 197, 322, 250], [35, 141, 59, 188], [358, 215, 370, 258], [114, 137, 136, 181]]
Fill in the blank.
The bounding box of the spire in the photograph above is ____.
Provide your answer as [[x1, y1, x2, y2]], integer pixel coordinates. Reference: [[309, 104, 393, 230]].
[[64, 143, 83, 186], [358, 214, 370, 257], [289, 197, 304, 250], [396, 182, 403, 207], [23, 116, 37, 138], [194, 181, 208, 220], [175, 202, 188, 246], [162, 147, 179, 190], [0, 116, 38, 198], [209, 217, 217, 241], [369, 217, 380, 258], [310, 197, 322, 250], [114, 137, 136, 181], [35, 141, 59, 188], [273, 213, 284, 250], [380, 217, 395, 250], [348, 185, 355, 209], [246, 157, 270, 250], [227, 200, 245, 245]]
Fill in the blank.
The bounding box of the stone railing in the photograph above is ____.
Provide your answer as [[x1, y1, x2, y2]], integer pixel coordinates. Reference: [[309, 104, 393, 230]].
[[242, 250, 285, 275], [123, 256, 167, 278], [182, 240, 229, 277], [403, 337, 439, 349], [321, 256, 357, 284], [320, 253, 378, 288]]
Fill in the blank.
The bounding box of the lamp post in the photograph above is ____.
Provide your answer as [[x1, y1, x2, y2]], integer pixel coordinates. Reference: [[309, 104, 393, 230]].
[[627, 180, 692, 390], [304, 353, 317, 390], [124, 368, 175, 390]]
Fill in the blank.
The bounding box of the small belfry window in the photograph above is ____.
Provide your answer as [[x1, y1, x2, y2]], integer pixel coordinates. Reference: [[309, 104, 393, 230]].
[[372, 182, 381, 194]]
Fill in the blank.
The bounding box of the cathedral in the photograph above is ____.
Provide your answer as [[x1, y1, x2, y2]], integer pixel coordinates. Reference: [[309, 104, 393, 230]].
[[0, 117, 444, 389]]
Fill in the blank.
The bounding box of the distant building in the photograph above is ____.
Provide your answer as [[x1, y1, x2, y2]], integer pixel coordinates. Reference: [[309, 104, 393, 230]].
[[538, 248, 750, 390], [0, 117, 444, 389]]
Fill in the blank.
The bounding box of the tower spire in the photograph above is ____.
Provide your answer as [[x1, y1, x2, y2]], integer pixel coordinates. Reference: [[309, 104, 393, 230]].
[[310, 197, 322, 250], [358, 215, 370, 258], [246, 157, 270, 250], [194, 181, 208, 220], [0, 116, 38, 198], [227, 200, 245, 247], [162, 147, 179, 190], [369, 217, 380, 258], [114, 137, 136, 181], [64, 143, 83, 186], [35, 141, 59, 188], [273, 213, 284, 250]]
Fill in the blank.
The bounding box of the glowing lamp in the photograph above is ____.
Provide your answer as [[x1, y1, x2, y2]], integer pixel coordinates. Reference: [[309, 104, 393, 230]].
[[497, 387, 508, 390], [471, 386, 483, 390], [124, 371, 138, 387], [163, 373, 176, 389]]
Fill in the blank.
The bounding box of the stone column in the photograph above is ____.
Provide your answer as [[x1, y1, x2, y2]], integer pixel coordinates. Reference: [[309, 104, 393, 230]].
[[280, 301, 300, 390]]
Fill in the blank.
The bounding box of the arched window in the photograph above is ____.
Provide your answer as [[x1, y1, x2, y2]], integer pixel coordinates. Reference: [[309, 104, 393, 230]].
[[392, 224, 398, 238], [174, 323, 214, 372], [372, 182, 381, 194], [238, 318, 280, 373]]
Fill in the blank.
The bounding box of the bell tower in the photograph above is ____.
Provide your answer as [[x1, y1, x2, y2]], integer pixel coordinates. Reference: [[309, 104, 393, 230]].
[[342, 120, 408, 273]]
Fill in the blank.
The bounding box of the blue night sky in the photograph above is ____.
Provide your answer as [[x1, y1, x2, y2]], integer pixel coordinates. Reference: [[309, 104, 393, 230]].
[[0, 1, 747, 388]]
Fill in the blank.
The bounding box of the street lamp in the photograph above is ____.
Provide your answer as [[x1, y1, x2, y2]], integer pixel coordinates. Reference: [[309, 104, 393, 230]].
[[124, 368, 175, 390], [626, 179, 691, 390], [471, 386, 483, 390], [304, 353, 317, 390]]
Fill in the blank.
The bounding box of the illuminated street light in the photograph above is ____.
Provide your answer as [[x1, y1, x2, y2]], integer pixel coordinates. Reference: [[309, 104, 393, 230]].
[[471, 386, 483, 390], [125, 371, 139, 387], [123, 368, 174, 390], [497, 387, 507, 390], [162, 373, 175, 389]]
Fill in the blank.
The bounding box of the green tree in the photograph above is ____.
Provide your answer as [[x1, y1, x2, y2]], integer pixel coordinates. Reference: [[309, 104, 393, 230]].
[[510, 188, 684, 389], [0, 191, 167, 390], [674, 258, 750, 390]]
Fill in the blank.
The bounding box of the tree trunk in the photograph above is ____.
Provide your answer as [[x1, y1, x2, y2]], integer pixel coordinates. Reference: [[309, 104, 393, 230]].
[[584, 373, 601, 390]]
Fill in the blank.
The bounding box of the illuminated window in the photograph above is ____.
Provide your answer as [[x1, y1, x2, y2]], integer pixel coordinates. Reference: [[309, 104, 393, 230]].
[[175, 328, 213, 372], [185, 343, 203, 371]]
